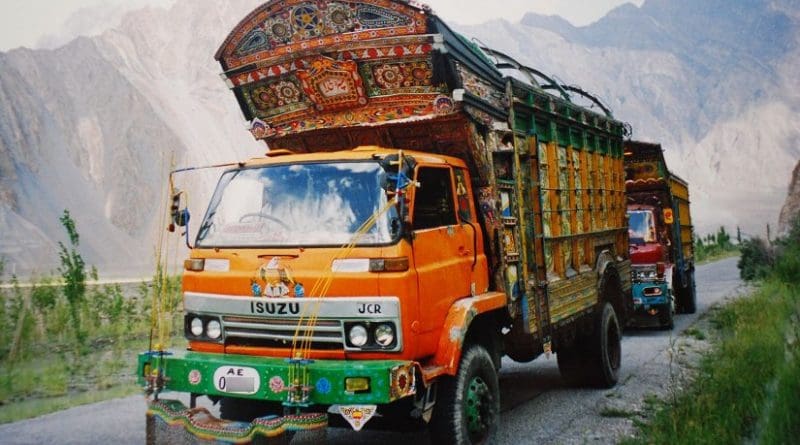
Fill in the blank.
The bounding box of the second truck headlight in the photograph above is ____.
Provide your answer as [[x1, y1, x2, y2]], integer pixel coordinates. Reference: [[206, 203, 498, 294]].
[[206, 320, 222, 339], [374, 323, 395, 347]]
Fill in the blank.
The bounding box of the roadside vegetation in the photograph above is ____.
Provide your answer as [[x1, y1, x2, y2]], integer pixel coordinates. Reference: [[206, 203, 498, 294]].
[[694, 226, 740, 264], [0, 210, 183, 423], [626, 216, 800, 444]]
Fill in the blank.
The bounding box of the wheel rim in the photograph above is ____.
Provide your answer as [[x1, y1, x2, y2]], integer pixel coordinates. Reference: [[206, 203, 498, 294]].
[[465, 375, 494, 441]]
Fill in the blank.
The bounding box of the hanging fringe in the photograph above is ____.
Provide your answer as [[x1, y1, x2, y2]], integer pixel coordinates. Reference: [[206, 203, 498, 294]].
[[146, 399, 327, 444]]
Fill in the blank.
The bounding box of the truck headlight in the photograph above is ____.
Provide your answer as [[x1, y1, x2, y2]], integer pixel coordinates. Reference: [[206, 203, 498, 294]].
[[374, 323, 395, 347], [206, 320, 222, 339], [190, 317, 204, 336], [348, 324, 368, 347]]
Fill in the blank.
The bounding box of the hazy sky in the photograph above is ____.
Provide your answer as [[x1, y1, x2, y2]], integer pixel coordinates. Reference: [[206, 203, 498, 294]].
[[0, 0, 644, 51]]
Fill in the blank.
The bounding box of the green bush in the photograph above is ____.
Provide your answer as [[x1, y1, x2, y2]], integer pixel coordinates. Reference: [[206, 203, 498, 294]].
[[31, 280, 58, 312], [738, 238, 773, 281], [773, 217, 800, 285]]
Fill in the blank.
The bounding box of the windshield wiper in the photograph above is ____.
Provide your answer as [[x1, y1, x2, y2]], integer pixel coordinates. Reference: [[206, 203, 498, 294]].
[[196, 211, 216, 240]]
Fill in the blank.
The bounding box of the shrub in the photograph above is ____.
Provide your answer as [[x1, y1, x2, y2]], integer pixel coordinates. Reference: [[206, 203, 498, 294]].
[[57, 210, 88, 345], [738, 237, 773, 281]]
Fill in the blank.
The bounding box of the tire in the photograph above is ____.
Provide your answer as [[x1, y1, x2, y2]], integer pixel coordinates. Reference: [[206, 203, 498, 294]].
[[557, 344, 588, 386], [659, 305, 675, 330], [683, 271, 697, 314], [429, 344, 500, 445], [219, 397, 283, 422], [675, 269, 697, 314], [585, 303, 622, 388]]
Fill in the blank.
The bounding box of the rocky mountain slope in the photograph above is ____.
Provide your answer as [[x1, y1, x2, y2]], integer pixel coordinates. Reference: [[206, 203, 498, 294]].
[[1, 0, 798, 276], [0, 0, 264, 277], [462, 0, 800, 238]]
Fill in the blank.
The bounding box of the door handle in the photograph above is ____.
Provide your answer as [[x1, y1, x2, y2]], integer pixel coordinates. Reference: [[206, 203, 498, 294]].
[[458, 246, 472, 256]]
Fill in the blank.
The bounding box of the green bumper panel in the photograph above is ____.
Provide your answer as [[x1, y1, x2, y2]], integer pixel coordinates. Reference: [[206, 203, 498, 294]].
[[138, 350, 417, 405]]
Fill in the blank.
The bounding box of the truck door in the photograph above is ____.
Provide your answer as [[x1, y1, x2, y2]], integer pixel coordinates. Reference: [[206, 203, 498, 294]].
[[411, 166, 474, 336]]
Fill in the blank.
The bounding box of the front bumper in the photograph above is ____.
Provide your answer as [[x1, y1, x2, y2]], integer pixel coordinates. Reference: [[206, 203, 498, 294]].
[[631, 281, 671, 318], [138, 350, 416, 406]]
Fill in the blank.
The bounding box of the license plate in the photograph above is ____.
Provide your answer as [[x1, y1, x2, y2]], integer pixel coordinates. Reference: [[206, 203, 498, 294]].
[[213, 366, 261, 395]]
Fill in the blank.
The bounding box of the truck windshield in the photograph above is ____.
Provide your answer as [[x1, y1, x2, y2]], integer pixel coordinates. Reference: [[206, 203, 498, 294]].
[[628, 210, 657, 244], [196, 161, 398, 247]]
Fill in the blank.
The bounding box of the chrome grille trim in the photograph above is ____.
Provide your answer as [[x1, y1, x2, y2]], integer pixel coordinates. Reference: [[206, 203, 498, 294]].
[[222, 315, 344, 345]]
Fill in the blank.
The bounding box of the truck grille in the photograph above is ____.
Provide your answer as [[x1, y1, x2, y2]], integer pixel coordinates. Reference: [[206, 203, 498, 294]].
[[221, 315, 344, 350]]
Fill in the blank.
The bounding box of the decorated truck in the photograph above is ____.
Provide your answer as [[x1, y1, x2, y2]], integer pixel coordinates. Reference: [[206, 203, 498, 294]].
[[624, 140, 695, 329], [139, 1, 632, 443]]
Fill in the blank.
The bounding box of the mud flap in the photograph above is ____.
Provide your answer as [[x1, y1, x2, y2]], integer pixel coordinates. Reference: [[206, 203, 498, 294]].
[[146, 399, 327, 445]]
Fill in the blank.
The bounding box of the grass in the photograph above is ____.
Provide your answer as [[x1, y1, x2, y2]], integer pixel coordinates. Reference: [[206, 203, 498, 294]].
[[695, 248, 739, 266], [683, 327, 706, 341], [0, 274, 183, 424], [624, 279, 799, 444], [0, 386, 140, 424]]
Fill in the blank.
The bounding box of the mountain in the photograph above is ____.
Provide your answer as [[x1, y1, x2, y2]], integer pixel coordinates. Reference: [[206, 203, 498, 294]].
[[462, 0, 800, 237], [0, 0, 798, 277], [0, 0, 264, 277]]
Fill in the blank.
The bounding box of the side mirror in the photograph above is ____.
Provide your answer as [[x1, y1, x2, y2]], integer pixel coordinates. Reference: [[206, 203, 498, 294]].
[[379, 154, 417, 193], [169, 191, 190, 231]]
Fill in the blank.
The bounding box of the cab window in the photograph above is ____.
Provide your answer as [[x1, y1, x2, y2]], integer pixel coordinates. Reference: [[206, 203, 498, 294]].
[[413, 167, 457, 230]]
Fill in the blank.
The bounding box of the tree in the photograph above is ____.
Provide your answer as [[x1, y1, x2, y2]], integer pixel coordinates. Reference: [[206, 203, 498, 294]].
[[736, 226, 742, 244], [738, 238, 772, 281], [58, 210, 88, 344], [717, 226, 731, 249]]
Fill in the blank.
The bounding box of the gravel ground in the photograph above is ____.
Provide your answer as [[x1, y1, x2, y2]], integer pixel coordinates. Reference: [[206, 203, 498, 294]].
[[0, 257, 742, 445]]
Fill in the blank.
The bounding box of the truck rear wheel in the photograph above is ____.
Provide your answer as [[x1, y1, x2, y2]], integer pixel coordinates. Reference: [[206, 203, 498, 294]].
[[676, 269, 697, 314], [430, 344, 499, 445], [586, 302, 621, 388]]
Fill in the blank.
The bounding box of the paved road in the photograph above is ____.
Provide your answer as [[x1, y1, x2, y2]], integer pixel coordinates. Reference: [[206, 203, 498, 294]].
[[0, 257, 742, 444]]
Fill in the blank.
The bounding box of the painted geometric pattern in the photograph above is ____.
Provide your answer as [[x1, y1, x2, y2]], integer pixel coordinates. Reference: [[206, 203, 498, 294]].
[[243, 77, 310, 118], [227, 37, 436, 88], [220, 0, 426, 69], [296, 57, 367, 111], [248, 94, 448, 139], [359, 59, 443, 96], [457, 63, 507, 110]]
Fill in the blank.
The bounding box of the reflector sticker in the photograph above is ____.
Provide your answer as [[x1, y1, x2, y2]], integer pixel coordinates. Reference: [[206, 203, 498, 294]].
[[269, 376, 285, 394], [188, 369, 202, 386], [315, 377, 331, 394], [338, 405, 377, 431]]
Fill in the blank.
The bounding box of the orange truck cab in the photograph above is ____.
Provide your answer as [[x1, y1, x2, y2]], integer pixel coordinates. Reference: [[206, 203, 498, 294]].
[[140, 1, 632, 444]]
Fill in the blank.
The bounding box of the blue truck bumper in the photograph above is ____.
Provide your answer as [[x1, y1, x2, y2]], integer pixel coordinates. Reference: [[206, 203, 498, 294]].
[[630, 281, 672, 326]]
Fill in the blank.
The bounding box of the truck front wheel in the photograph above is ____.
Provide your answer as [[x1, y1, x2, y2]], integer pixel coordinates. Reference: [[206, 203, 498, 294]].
[[430, 344, 500, 445]]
